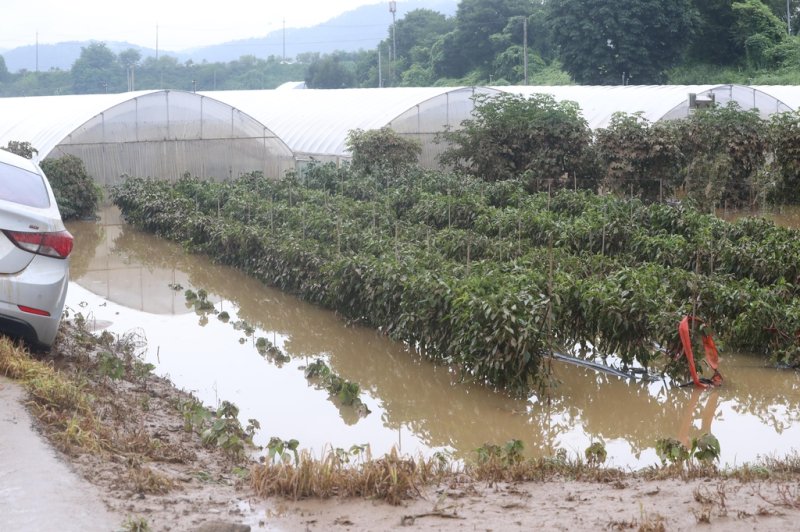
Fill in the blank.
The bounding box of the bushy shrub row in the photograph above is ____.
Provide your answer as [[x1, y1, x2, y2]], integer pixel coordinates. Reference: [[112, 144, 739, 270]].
[[437, 94, 800, 211], [112, 170, 800, 394]]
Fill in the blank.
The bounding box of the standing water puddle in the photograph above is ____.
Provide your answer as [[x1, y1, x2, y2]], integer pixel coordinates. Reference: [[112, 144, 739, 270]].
[[65, 208, 800, 469]]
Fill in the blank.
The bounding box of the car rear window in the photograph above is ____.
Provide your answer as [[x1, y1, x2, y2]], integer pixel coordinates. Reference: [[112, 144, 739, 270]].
[[0, 161, 51, 208]]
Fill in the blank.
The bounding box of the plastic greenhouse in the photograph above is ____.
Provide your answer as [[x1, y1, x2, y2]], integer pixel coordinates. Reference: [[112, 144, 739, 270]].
[[199, 87, 500, 169], [497, 85, 792, 130], [1, 85, 798, 188], [0, 90, 295, 187]]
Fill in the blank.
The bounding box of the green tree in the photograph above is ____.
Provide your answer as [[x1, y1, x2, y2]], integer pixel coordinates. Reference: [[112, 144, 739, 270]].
[[687, 0, 742, 65], [345, 127, 421, 182], [430, 31, 470, 79], [732, 0, 787, 68], [401, 64, 434, 87], [676, 103, 768, 209], [763, 0, 797, 33], [390, 9, 454, 62], [765, 110, 800, 203], [1, 140, 38, 159], [0, 55, 9, 83], [438, 93, 594, 190], [119, 48, 141, 90], [432, 0, 533, 80], [594, 113, 683, 201], [71, 42, 122, 94], [550, 0, 697, 84], [305, 55, 356, 88]]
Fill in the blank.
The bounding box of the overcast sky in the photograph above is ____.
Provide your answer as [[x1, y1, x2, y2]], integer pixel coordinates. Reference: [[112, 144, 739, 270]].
[[1, 0, 390, 51]]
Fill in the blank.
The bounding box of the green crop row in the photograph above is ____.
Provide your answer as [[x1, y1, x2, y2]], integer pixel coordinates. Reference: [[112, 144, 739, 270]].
[[111, 171, 800, 393]]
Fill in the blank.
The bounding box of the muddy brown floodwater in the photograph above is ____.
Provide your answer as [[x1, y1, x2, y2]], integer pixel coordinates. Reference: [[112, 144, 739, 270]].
[[64, 207, 800, 470]]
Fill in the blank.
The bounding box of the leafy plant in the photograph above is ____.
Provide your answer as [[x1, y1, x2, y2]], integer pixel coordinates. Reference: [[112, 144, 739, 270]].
[[476, 439, 525, 466], [438, 92, 595, 191], [199, 401, 261, 460], [96, 351, 125, 381], [40, 154, 102, 220], [584, 441, 608, 466], [655, 437, 691, 466], [656, 433, 720, 468], [266, 436, 300, 465], [691, 433, 721, 465], [121, 517, 151, 532], [346, 127, 421, 182], [112, 171, 800, 396]]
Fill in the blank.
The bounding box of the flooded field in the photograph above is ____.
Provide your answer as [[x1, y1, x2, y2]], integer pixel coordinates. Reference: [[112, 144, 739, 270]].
[[64, 208, 800, 469]]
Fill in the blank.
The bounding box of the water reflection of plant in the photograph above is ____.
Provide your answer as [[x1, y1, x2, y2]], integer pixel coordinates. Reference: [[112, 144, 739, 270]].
[[304, 359, 371, 423], [63, 218, 105, 279], [256, 337, 290, 366]]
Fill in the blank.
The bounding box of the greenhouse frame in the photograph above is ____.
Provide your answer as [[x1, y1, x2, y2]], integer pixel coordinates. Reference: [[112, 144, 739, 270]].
[[199, 86, 501, 169], [1, 84, 799, 186], [0, 90, 295, 187], [498, 85, 793, 129]]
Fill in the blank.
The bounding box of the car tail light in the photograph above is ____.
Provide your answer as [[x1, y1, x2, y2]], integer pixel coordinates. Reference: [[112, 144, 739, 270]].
[[3, 229, 74, 259], [18, 305, 51, 317]]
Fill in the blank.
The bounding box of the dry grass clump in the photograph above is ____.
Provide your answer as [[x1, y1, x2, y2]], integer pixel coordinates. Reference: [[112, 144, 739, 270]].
[[470, 456, 626, 484], [252, 446, 451, 505], [0, 335, 104, 453], [251, 441, 632, 504], [127, 465, 177, 495], [0, 321, 232, 494]]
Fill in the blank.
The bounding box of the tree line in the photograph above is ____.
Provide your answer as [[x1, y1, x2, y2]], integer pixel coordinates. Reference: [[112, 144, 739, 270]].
[[1, 0, 799, 96]]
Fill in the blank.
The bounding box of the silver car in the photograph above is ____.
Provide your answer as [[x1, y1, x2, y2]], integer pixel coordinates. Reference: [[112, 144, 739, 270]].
[[0, 149, 72, 349]]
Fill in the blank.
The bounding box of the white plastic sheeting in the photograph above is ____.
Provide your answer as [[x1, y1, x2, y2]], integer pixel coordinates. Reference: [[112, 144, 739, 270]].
[[0, 91, 158, 162], [200, 87, 501, 168], [0, 85, 797, 185], [497, 85, 791, 129], [0, 90, 295, 187]]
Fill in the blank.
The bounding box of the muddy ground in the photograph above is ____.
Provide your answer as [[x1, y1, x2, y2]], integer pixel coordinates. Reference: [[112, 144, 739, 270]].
[[2, 322, 800, 531]]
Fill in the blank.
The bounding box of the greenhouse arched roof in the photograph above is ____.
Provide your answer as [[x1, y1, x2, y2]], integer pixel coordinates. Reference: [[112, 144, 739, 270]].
[[199, 87, 500, 158], [749, 86, 800, 112], [0, 91, 160, 161], [0, 90, 297, 184], [495, 85, 791, 129]]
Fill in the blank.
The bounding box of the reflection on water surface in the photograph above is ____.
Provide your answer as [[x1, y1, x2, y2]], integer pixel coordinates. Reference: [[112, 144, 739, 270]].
[[64, 207, 800, 469]]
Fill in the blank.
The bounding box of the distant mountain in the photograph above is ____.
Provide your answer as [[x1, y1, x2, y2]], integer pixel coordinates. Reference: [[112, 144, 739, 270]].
[[2, 0, 457, 72], [187, 0, 457, 63], [2, 41, 177, 73]]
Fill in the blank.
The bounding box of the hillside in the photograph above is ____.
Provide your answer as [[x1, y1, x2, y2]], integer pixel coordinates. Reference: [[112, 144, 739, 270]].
[[2, 0, 456, 72]]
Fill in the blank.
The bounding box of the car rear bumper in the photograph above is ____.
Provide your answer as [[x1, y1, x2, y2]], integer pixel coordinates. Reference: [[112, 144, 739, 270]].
[[0, 255, 69, 347]]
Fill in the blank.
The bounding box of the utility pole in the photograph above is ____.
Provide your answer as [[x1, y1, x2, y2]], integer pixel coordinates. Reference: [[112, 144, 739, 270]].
[[378, 45, 383, 87], [523, 17, 528, 85], [789, 0, 793, 35], [389, 1, 397, 65]]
